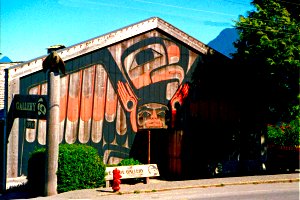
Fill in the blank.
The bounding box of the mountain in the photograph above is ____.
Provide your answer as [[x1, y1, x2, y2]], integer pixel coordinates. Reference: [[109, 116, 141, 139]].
[[0, 56, 12, 63], [208, 28, 239, 58]]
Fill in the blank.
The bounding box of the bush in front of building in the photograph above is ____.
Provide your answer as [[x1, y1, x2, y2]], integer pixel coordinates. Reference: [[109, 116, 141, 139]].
[[266, 106, 300, 172], [27, 147, 47, 196], [57, 144, 106, 193], [117, 157, 141, 166], [267, 105, 300, 147], [27, 144, 106, 195]]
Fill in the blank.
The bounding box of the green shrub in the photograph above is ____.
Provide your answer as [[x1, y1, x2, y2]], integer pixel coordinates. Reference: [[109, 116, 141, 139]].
[[267, 121, 300, 147], [118, 158, 141, 166], [27, 144, 106, 194], [27, 147, 46, 196], [57, 144, 106, 193], [267, 106, 300, 147]]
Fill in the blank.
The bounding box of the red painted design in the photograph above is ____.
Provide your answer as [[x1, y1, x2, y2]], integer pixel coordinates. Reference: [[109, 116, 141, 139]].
[[67, 72, 82, 122], [80, 66, 95, 122], [151, 65, 184, 84], [167, 45, 180, 63], [117, 81, 138, 132], [105, 80, 117, 122], [93, 65, 107, 121], [170, 83, 190, 128], [60, 76, 69, 122]]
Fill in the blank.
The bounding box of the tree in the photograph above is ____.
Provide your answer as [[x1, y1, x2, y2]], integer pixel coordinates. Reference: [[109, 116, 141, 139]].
[[232, 0, 300, 125]]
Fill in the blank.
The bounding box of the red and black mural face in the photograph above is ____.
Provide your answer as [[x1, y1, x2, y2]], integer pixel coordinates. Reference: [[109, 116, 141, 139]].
[[137, 103, 168, 129], [114, 36, 193, 131], [20, 31, 200, 168]]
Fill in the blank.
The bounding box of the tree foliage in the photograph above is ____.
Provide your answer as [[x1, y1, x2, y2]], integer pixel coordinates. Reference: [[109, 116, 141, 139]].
[[232, 0, 300, 124]]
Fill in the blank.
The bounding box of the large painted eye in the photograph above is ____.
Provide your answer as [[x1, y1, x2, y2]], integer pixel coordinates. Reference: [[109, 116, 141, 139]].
[[134, 49, 162, 67], [157, 111, 165, 118], [142, 111, 151, 118], [127, 100, 134, 110]]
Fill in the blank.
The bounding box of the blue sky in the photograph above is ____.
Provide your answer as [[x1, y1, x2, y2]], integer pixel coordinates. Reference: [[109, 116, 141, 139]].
[[1, 0, 254, 62]]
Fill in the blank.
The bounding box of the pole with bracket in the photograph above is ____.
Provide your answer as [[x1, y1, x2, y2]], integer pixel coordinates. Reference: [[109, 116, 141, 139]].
[[42, 51, 65, 196], [146, 129, 151, 184], [0, 68, 10, 192], [45, 71, 60, 196]]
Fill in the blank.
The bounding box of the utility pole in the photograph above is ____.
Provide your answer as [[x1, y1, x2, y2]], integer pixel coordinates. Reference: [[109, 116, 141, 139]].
[[45, 71, 60, 196], [146, 130, 151, 184], [42, 50, 65, 196]]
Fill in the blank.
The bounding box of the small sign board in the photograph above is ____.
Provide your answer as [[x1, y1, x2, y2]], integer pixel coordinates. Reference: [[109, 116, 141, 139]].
[[12, 94, 48, 120], [105, 164, 160, 181], [25, 120, 36, 129]]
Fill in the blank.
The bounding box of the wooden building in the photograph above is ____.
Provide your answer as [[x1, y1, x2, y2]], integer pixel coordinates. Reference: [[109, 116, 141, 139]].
[[1, 17, 265, 187]]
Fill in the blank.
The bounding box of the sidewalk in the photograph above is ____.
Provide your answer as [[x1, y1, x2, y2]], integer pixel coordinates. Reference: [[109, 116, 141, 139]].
[[1, 172, 299, 199]]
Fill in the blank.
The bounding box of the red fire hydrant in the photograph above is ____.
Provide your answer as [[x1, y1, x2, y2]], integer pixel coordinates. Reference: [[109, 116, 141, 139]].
[[112, 168, 122, 192]]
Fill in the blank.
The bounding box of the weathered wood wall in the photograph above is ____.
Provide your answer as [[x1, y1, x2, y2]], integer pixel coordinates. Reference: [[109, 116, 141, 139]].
[[7, 30, 202, 177]]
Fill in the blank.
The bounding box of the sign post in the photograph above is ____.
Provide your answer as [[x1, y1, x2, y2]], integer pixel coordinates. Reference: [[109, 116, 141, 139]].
[[1, 94, 48, 192], [42, 50, 65, 196], [0, 120, 6, 193], [45, 71, 60, 196], [146, 130, 151, 184]]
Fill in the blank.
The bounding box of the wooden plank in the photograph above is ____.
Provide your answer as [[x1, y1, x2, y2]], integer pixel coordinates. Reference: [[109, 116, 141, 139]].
[[105, 164, 160, 181]]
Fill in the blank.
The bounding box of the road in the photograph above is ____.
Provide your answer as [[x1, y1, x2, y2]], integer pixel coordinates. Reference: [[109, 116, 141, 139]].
[[100, 182, 299, 200]]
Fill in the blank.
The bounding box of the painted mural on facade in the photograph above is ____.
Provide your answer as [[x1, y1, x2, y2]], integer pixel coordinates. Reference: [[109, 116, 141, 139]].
[[19, 30, 199, 174]]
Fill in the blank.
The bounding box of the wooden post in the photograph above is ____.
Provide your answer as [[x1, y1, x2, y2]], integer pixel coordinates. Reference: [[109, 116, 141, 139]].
[[146, 130, 151, 184], [148, 130, 151, 164], [0, 120, 6, 192], [45, 71, 60, 196], [1, 69, 10, 192]]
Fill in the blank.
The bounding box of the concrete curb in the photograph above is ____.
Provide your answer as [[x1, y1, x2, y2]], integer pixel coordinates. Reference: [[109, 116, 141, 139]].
[[102, 176, 300, 195]]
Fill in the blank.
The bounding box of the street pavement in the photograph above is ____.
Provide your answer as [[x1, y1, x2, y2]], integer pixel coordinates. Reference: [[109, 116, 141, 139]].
[[1, 172, 299, 199]]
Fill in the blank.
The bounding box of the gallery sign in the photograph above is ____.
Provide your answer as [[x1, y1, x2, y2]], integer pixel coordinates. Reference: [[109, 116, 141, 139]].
[[12, 94, 48, 120], [105, 164, 160, 180]]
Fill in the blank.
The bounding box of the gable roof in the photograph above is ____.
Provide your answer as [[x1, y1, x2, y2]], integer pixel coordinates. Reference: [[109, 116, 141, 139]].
[[8, 17, 210, 80]]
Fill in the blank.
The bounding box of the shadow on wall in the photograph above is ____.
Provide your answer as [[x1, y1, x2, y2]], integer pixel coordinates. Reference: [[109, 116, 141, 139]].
[[129, 50, 270, 180]]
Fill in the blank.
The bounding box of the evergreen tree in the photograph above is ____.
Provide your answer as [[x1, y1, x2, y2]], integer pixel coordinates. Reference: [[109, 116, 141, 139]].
[[232, 0, 300, 124]]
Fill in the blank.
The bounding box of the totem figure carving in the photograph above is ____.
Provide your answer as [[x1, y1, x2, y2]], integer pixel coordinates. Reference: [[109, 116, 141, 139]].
[[42, 51, 66, 75]]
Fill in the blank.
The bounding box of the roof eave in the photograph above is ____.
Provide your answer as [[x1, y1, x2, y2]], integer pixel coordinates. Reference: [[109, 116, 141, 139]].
[[8, 17, 209, 80]]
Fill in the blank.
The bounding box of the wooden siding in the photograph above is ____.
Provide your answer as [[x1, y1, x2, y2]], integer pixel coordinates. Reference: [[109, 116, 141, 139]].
[[10, 30, 202, 176]]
